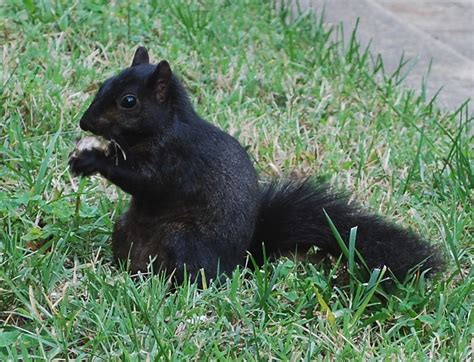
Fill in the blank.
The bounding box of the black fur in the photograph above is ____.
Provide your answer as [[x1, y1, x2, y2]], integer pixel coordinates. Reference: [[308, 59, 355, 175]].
[[69, 47, 443, 284], [251, 180, 443, 281]]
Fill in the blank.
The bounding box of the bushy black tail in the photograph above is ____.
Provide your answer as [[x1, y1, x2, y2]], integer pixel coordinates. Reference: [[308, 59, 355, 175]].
[[250, 179, 443, 281]]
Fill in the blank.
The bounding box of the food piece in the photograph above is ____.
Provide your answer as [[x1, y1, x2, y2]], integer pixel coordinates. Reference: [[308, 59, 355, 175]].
[[70, 136, 110, 158]]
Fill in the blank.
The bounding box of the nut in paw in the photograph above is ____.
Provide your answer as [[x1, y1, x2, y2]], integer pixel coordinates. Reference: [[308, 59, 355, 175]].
[[69, 148, 106, 176], [69, 136, 110, 176]]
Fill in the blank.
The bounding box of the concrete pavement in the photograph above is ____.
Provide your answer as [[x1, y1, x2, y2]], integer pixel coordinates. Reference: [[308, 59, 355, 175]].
[[295, 0, 474, 110]]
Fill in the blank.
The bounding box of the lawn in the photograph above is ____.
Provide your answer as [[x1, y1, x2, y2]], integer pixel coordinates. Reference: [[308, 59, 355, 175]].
[[1, 0, 472, 359]]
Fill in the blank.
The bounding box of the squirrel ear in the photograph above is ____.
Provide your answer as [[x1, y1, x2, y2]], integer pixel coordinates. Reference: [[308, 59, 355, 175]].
[[149, 60, 172, 103], [131, 46, 149, 67]]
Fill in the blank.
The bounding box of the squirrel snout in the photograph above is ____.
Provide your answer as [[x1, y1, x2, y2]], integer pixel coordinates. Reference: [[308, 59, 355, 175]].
[[80, 116, 92, 132]]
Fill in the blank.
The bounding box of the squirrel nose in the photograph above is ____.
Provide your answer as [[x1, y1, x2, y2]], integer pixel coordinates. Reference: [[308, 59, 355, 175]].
[[79, 118, 89, 131], [79, 114, 92, 132]]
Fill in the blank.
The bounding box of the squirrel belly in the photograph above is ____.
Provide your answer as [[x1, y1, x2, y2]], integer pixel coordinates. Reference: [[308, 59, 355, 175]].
[[69, 47, 444, 284]]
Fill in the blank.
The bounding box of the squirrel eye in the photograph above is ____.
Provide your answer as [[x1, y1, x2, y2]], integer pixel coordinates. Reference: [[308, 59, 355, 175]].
[[120, 95, 137, 109]]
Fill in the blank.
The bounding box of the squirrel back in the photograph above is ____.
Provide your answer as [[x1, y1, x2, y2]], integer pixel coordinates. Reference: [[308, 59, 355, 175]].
[[69, 47, 443, 284]]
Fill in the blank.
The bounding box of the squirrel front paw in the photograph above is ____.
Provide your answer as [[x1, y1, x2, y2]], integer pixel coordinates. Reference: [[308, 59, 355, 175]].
[[69, 148, 106, 177]]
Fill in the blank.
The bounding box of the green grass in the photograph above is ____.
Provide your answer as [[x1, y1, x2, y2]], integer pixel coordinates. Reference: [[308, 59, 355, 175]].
[[1, 0, 472, 359]]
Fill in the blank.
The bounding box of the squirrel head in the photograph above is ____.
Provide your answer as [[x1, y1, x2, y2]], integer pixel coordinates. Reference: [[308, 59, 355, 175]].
[[79, 47, 187, 148]]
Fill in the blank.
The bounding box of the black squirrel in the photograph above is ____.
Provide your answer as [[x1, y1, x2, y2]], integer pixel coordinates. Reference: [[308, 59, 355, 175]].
[[69, 47, 443, 285]]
